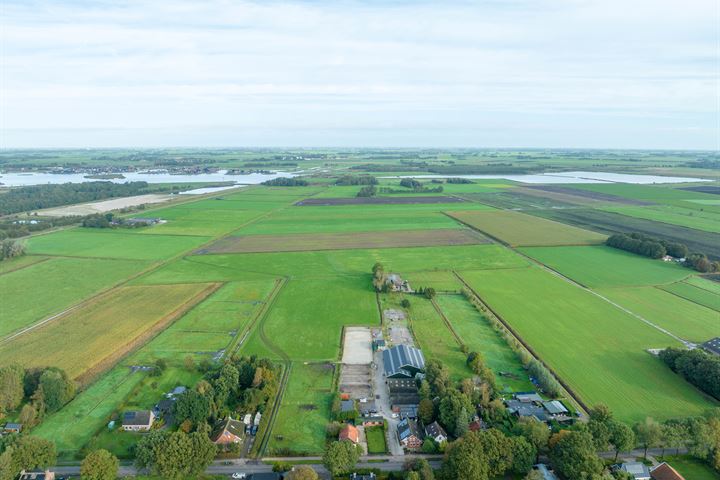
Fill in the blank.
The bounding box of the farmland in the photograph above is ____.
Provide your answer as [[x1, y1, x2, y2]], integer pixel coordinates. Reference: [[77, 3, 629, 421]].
[[659, 280, 720, 312]]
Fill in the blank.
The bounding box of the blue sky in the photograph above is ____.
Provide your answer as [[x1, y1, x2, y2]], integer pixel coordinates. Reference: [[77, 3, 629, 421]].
[[1, 0, 717, 148]]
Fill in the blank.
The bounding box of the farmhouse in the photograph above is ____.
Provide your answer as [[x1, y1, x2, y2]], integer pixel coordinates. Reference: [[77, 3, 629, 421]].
[[424, 421, 448, 443], [619, 462, 651, 480], [361, 416, 384, 427], [386, 273, 412, 293], [505, 394, 549, 422], [650, 462, 685, 480], [383, 344, 425, 379], [18, 471, 55, 480], [702, 337, 720, 356], [3, 423, 22, 434], [397, 418, 423, 450], [122, 410, 155, 431], [339, 424, 360, 444], [211, 417, 245, 444]]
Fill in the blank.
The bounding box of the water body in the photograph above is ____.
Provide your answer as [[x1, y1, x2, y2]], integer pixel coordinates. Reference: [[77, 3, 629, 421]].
[[0, 170, 295, 187], [387, 171, 709, 184]]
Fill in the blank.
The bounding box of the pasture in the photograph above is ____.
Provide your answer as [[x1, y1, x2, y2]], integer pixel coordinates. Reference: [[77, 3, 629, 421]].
[[459, 266, 716, 422], [0, 283, 217, 380], [600, 205, 720, 233], [520, 245, 691, 287], [0, 257, 150, 338], [660, 280, 720, 312], [448, 209, 607, 246]]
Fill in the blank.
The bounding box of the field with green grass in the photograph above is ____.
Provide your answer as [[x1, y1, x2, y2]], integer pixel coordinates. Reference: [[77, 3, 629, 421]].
[[366, 426, 387, 454], [0, 254, 48, 274], [664, 455, 720, 480], [600, 205, 720, 233], [686, 275, 720, 294], [459, 266, 716, 422], [659, 280, 720, 311], [520, 245, 691, 287], [449, 209, 607, 246]]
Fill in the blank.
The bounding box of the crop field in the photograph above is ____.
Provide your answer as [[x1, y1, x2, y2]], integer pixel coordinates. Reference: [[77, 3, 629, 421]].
[[435, 294, 533, 393], [459, 266, 716, 422], [600, 205, 720, 233], [0, 257, 150, 338], [520, 246, 691, 287], [597, 286, 719, 343], [0, 283, 217, 380], [522, 185, 653, 205], [449, 210, 607, 246], [26, 229, 211, 260], [133, 280, 277, 361], [660, 280, 720, 312], [201, 228, 487, 254], [267, 363, 334, 455]]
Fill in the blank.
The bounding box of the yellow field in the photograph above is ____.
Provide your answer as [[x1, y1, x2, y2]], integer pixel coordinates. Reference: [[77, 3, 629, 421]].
[[0, 283, 218, 382], [448, 210, 607, 246]]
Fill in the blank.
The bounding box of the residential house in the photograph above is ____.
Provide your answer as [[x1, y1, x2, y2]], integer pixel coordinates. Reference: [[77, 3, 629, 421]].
[[3, 423, 22, 434], [339, 424, 360, 444], [211, 417, 245, 444], [361, 416, 384, 427], [122, 410, 155, 431], [397, 418, 423, 450], [424, 421, 447, 443], [650, 462, 685, 480], [383, 345, 425, 378], [18, 471, 55, 480], [620, 462, 651, 480]]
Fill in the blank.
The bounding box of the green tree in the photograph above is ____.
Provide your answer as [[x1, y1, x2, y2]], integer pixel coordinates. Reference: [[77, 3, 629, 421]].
[[550, 430, 604, 480], [585, 404, 613, 451], [7, 436, 57, 476], [80, 449, 119, 480], [149, 431, 216, 480], [662, 420, 689, 456], [322, 440, 361, 476], [134, 430, 169, 471], [633, 417, 662, 460], [609, 421, 635, 462], [440, 432, 490, 480], [285, 465, 319, 480], [515, 417, 550, 461], [0, 365, 24, 414], [511, 436, 536, 475], [173, 390, 210, 427], [38, 368, 75, 413], [418, 398, 434, 424], [439, 389, 473, 437], [525, 471, 544, 480]]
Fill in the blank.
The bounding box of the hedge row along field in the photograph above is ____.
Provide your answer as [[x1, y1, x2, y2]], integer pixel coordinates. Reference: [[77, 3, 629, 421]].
[[448, 209, 607, 246]]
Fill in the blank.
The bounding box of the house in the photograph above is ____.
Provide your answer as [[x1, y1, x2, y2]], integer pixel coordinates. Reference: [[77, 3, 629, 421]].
[[339, 424, 360, 444], [505, 399, 548, 422], [122, 410, 155, 431], [383, 345, 425, 378], [211, 417, 245, 444], [424, 421, 447, 443], [397, 418, 423, 449], [531, 464, 559, 480], [650, 462, 686, 480], [350, 474, 376, 480], [341, 399, 356, 413], [702, 337, 720, 356], [361, 416, 384, 427], [3, 423, 22, 434], [620, 462, 651, 480], [18, 470, 55, 480]]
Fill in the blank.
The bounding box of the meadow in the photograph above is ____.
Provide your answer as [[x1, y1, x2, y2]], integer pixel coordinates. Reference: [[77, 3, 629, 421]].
[[448, 209, 607, 246], [659, 280, 720, 312], [520, 245, 691, 287], [459, 266, 716, 422], [0, 257, 150, 338], [600, 205, 720, 233], [0, 283, 217, 380]]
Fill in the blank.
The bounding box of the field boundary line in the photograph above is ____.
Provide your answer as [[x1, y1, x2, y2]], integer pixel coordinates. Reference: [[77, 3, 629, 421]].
[[654, 285, 720, 312], [228, 277, 286, 356], [0, 256, 51, 276], [429, 297, 465, 348], [452, 270, 589, 417]]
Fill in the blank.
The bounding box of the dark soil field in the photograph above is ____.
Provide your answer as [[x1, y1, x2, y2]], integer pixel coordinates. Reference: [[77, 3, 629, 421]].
[[198, 228, 489, 253], [524, 185, 655, 205], [681, 186, 720, 195], [295, 195, 467, 206]]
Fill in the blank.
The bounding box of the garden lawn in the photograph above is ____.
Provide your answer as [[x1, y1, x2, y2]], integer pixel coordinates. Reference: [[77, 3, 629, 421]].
[[268, 363, 334, 455], [520, 246, 691, 287], [0, 283, 217, 380], [448, 210, 607, 246], [435, 295, 533, 393], [459, 266, 716, 422], [26, 229, 211, 260], [0, 257, 150, 338], [659, 281, 720, 312], [664, 455, 720, 480], [366, 426, 387, 454], [597, 286, 719, 343]]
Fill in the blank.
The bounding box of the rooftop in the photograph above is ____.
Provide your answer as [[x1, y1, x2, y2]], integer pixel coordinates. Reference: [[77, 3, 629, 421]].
[[122, 410, 153, 426], [397, 417, 421, 441], [424, 421, 447, 439], [702, 337, 720, 356], [650, 462, 685, 480], [621, 462, 651, 480], [383, 344, 425, 378]]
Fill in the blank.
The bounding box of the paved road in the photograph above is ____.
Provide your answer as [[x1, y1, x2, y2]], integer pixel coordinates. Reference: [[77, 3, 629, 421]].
[[373, 347, 404, 456]]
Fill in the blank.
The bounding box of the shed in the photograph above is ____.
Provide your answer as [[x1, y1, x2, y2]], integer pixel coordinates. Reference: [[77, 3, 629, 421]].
[[620, 462, 651, 480], [702, 337, 720, 356], [543, 400, 568, 415], [383, 345, 425, 378], [341, 399, 356, 413]]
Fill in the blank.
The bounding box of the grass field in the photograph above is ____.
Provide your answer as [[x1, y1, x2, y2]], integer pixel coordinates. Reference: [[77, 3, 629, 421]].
[[686, 275, 720, 294], [0, 283, 217, 380], [26, 229, 211, 260], [597, 286, 719, 343], [0, 255, 48, 274], [659, 280, 720, 312], [520, 246, 691, 287], [435, 294, 534, 393], [366, 426, 387, 454], [601, 205, 720, 233], [267, 363, 334, 455], [0, 257, 150, 338], [459, 266, 716, 422], [403, 270, 463, 292], [448, 210, 607, 246], [663, 455, 720, 480], [130, 204, 266, 236]]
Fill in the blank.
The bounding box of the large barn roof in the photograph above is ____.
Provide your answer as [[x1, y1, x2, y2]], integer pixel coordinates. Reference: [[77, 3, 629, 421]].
[[702, 337, 720, 356], [383, 344, 425, 378]]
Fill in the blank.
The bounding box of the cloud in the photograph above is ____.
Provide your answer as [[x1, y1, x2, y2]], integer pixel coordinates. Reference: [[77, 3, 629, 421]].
[[1, 0, 717, 148]]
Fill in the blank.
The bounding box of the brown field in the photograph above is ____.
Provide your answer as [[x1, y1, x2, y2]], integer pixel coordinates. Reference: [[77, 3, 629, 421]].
[[523, 185, 654, 205], [295, 195, 467, 206], [198, 228, 488, 254], [0, 283, 219, 382]]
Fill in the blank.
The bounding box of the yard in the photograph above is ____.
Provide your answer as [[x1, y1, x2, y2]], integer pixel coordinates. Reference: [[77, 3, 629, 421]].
[[365, 425, 387, 454]]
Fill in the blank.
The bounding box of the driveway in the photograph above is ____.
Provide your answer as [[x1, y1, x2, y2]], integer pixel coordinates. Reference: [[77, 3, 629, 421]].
[[373, 348, 404, 456]]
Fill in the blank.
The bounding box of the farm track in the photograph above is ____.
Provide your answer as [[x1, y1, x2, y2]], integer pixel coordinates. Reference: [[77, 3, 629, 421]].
[[429, 296, 465, 347], [0, 256, 50, 276]]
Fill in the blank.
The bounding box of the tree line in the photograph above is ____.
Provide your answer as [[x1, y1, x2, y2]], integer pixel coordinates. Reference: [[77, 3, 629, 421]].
[[0, 239, 25, 261], [261, 177, 308, 186], [335, 175, 378, 186], [660, 348, 720, 400], [606, 232, 718, 272]]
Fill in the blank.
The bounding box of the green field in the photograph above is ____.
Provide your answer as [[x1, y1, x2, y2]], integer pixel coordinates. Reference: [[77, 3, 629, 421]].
[[267, 363, 334, 455], [459, 266, 716, 422], [686, 275, 720, 295], [659, 280, 720, 312], [449, 209, 607, 246], [0, 257, 150, 338], [366, 426, 387, 454], [597, 286, 719, 343], [600, 205, 720, 233], [663, 455, 720, 480], [0, 254, 48, 274], [520, 246, 691, 287]]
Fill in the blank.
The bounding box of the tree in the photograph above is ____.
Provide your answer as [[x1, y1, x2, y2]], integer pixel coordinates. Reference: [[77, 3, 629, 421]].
[[38, 368, 75, 413], [173, 390, 210, 427], [400, 299, 411, 309], [80, 449, 119, 480], [515, 417, 550, 461], [609, 421, 635, 462], [322, 440, 361, 476], [550, 431, 604, 480], [662, 420, 688, 456], [6, 436, 57, 475], [418, 398, 435, 424], [134, 430, 169, 471], [0, 365, 24, 414], [585, 404, 614, 451], [438, 389, 473, 437], [525, 471, 544, 480], [139, 430, 216, 480], [423, 287, 436, 299], [441, 432, 490, 480], [511, 436, 536, 475], [634, 417, 662, 460], [17, 404, 38, 429], [285, 465, 319, 480]]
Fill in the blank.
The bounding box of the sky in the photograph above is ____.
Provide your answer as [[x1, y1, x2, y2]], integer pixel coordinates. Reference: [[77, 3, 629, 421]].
[[0, 0, 718, 149]]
